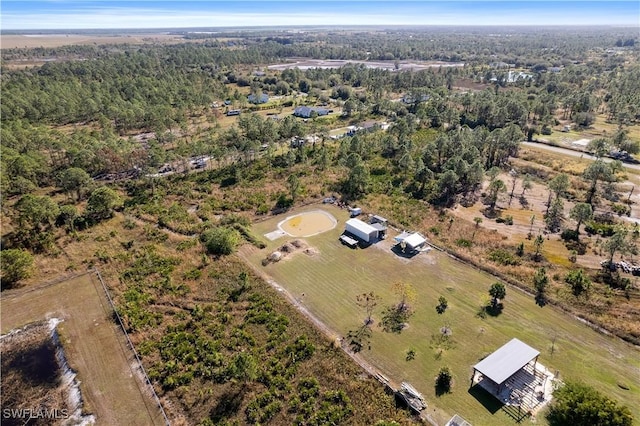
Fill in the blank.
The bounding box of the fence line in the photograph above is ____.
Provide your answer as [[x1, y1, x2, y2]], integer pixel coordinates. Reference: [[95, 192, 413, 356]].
[[94, 269, 171, 426]]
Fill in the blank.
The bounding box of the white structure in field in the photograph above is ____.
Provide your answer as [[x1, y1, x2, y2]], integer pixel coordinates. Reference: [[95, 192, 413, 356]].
[[394, 231, 428, 252], [344, 218, 379, 243]]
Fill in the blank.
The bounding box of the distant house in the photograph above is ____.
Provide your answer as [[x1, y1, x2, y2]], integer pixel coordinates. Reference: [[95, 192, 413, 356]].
[[253, 70, 266, 76], [506, 71, 533, 83], [346, 121, 381, 136], [293, 106, 330, 118], [548, 66, 563, 73], [226, 109, 241, 116], [490, 61, 511, 69], [248, 93, 269, 104], [402, 93, 431, 104]]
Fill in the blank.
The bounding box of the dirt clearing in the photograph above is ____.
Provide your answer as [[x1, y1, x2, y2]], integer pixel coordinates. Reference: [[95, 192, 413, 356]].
[[277, 210, 337, 237]]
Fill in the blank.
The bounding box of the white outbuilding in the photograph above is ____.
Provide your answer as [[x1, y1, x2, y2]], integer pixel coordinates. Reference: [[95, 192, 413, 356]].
[[394, 231, 428, 252], [345, 218, 379, 243]]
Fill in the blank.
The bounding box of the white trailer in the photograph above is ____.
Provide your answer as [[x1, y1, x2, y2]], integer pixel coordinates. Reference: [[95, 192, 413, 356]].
[[345, 219, 378, 243]]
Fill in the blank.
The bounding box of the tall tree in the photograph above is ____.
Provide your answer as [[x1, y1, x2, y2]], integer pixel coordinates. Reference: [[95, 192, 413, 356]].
[[570, 203, 593, 236], [533, 267, 549, 304], [604, 227, 629, 264], [356, 292, 380, 326], [287, 174, 300, 202], [86, 186, 122, 221], [59, 167, 92, 201], [487, 179, 506, 211], [488, 282, 506, 309], [583, 160, 613, 206], [14, 194, 59, 232]]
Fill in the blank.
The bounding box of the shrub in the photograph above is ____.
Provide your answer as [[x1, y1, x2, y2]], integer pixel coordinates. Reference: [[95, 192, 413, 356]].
[[565, 269, 591, 297], [561, 229, 580, 242], [496, 215, 513, 225], [436, 296, 448, 314], [200, 227, 241, 256], [455, 238, 472, 248], [488, 249, 521, 266], [0, 249, 34, 288], [546, 381, 633, 426], [585, 221, 616, 237], [435, 367, 452, 395]]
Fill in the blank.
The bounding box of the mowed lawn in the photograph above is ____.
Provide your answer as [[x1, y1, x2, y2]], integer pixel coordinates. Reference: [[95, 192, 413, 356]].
[[240, 205, 640, 425], [1, 273, 166, 426]]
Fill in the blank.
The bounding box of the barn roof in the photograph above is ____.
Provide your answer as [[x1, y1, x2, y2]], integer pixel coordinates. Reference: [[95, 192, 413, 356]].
[[473, 338, 540, 385], [345, 218, 378, 235]]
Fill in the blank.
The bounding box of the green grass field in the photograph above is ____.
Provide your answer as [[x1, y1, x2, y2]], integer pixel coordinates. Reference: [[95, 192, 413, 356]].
[[240, 205, 640, 425]]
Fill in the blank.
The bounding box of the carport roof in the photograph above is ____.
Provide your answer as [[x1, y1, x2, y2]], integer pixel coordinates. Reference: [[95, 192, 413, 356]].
[[473, 338, 540, 385]]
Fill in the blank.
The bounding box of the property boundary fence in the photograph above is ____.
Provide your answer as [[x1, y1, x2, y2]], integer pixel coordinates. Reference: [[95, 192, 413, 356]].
[[94, 269, 171, 426]]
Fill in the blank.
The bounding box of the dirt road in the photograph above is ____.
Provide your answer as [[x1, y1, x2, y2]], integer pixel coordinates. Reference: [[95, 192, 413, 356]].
[[522, 141, 640, 171]]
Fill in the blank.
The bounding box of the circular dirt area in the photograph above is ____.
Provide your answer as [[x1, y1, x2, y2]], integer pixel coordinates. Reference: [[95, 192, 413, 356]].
[[278, 210, 337, 237]]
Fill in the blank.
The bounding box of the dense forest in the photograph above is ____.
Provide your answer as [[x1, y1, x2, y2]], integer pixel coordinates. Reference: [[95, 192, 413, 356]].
[[1, 27, 639, 425]]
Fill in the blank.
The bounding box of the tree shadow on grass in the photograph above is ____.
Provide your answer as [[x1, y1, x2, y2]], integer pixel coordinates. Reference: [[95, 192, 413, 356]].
[[207, 387, 245, 424], [346, 323, 372, 353], [484, 303, 504, 317], [535, 293, 547, 307]]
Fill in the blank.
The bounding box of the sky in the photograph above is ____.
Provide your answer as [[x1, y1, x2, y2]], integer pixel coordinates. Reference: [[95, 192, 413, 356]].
[[2, 1, 639, 30]]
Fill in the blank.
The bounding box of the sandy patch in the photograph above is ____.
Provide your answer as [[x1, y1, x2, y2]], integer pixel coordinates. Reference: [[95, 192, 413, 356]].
[[278, 210, 337, 237]]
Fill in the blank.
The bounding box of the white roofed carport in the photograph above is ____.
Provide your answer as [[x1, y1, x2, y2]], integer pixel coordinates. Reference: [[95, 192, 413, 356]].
[[403, 233, 426, 250], [472, 338, 540, 386]]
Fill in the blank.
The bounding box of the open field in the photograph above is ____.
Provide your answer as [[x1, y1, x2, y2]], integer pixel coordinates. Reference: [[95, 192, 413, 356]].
[[0, 33, 186, 49], [239, 205, 640, 425], [0, 273, 165, 426]]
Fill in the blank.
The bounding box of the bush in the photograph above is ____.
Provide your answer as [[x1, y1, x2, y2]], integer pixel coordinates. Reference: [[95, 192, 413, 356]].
[[200, 227, 241, 256], [561, 229, 580, 242], [546, 381, 633, 426], [496, 215, 513, 225], [565, 269, 591, 297], [488, 249, 521, 266], [435, 367, 452, 395], [585, 221, 616, 237], [455, 238, 472, 248], [0, 249, 34, 288], [611, 203, 631, 217]]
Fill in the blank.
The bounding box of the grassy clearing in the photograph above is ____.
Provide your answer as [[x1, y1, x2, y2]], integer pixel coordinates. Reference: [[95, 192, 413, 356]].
[[1, 273, 165, 426], [240, 205, 640, 425]]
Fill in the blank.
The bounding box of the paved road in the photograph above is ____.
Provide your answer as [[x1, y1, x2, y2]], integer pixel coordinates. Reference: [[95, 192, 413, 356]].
[[521, 141, 640, 171]]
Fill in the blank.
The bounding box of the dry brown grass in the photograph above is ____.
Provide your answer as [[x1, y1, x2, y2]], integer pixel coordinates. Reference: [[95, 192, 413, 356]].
[[0, 34, 187, 50], [1, 321, 72, 425]]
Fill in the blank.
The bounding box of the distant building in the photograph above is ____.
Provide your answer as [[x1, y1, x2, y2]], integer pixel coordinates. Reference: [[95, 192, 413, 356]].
[[490, 61, 511, 69], [248, 93, 269, 104], [506, 71, 533, 83], [293, 106, 330, 118], [402, 93, 431, 104], [253, 70, 266, 76], [226, 109, 241, 116], [346, 121, 381, 136]]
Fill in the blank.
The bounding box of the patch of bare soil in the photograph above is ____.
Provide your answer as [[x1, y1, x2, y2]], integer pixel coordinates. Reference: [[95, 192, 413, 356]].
[[0, 320, 93, 426], [262, 239, 318, 265]]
